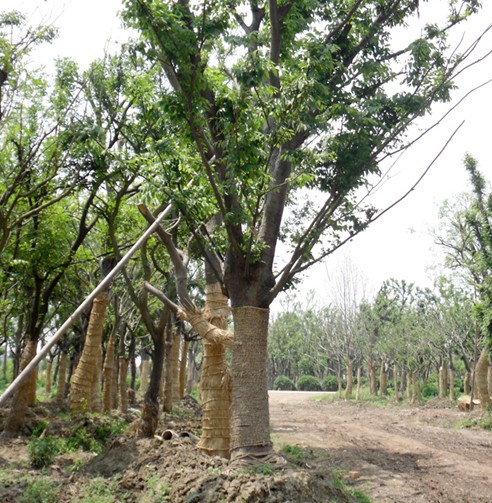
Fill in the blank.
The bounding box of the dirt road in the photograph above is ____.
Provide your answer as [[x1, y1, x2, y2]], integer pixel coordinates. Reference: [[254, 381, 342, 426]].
[[269, 391, 492, 502]]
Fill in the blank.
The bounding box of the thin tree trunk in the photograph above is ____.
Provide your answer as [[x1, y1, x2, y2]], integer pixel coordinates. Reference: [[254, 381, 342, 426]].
[[475, 347, 490, 410], [102, 336, 116, 413], [406, 371, 412, 401], [488, 365, 492, 398], [355, 367, 361, 401], [179, 339, 189, 399], [45, 361, 52, 396], [2, 340, 37, 437], [464, 371, 471, 395], [368, 359, 377, 395], [119, 356, 128, 414], [449, 368, 455, 401], [393, 365, 399, 402], [55, 351, 67, 403], [171, 334, 181, 404], [163, 327, 174, 413], [139, 328, 166, 437], [230, 307, 271, 463], [70, 292, 109, 414], [379, 360, 387, 397], [344, 358, 353, 400]]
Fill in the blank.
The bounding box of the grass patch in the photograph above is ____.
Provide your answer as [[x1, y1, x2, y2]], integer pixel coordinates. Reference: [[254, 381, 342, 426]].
[[18, 478, 60, 503], [280, 443, 306, 464], [457, 411, 492, 430], [334, 475, 372, 503], [246, 463, 275, 476]]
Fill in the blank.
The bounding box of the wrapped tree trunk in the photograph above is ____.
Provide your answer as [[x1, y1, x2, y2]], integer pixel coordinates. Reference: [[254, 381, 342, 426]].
[[406, 371, 412, 401], [3, 340, 37, 436], [344, 358, 353, 400], [102, 336, 116, 413], [45, 361, 52, 395], [55, 351, 67, 403], [475, 347, 490, 410], [230, 307, 271, 463], [139, 359, 151, 398], [70, 292, 109, 414], [26, 365, 38, 406], [91, 349, 103, 413], [198, 283, 231, 458]]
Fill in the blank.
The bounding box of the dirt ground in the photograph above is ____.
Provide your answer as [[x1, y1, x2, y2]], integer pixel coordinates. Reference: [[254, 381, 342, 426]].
[[269, 391, 492, 503], [0, 393, 491, 502]]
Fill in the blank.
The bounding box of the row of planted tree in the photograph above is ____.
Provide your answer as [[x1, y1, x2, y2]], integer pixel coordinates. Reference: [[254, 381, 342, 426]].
[[1, 1, 491, 462], [268, 275, 492, 408]]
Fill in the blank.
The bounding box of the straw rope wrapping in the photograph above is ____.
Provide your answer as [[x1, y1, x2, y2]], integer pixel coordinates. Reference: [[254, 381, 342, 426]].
[[230, 306, 272, 456]]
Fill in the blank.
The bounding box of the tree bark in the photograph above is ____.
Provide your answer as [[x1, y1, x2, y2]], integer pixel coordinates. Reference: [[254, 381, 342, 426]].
[[464, 371, 471, 395], [379, 360, 388, 397], [449, 368, 455, 401], [488, 365, 492, 398], [3, 340, 37, 437], [230, 307, 271, 462], [475, 347, 490, 410], [170, 334, 181, 404], [368, 358, 377, 395], [163, 327, 174, 413], [406, 371, 412, 401], [70, 292, 109, 414]]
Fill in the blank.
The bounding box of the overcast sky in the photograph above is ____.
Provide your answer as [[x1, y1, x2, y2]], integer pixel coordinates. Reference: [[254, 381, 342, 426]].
[[4, 0, 492, 307]]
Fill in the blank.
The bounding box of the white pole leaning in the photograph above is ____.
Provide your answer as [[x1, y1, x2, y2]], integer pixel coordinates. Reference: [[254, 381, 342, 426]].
[[0, 201, 175, 407]]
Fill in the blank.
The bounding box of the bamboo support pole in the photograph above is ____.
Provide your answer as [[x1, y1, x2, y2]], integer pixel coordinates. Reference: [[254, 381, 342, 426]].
[[0, 200, 176, 407]]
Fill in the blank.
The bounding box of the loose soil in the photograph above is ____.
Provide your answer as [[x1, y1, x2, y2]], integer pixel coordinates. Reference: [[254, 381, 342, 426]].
[[0, 392, 491, 502], [269, 391, 492, 502]]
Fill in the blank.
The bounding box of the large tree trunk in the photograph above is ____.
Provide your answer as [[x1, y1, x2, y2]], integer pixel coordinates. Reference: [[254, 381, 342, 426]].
[[464, 371, 471, 395], [102, 336, 116, 413], [163, 327, 174, 413], [411, 372, 421, 403], [3, 340, 37, 437], [55, 351, 67, 403], [70, 292, 109, 414], [198, 282, 231, 458], [406, 371, 412, 401], [230, 307, 271, 463], [393, 365, 399, 402], [170, 334, 181, 404], [379, 360, 388, 397], [488, 365, 492, 397], [475, 347, 490, 410], [439, 361, 448, 399]]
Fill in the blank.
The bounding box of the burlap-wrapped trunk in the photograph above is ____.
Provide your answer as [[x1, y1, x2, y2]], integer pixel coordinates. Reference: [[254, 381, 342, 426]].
[[70, 292, 109, 414], [230, 306, 271, 462]]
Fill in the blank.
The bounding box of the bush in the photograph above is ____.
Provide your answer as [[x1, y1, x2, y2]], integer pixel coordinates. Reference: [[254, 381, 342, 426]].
[[321, 374, 338, 391], [27, 436, 61, 468], [296, 375, 321, 391], [421, 381, 439, 398], [273, 375, 296, 391]]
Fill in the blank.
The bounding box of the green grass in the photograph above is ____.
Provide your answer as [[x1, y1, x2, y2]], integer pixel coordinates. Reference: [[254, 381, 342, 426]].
[[457, 411, 492, 430]]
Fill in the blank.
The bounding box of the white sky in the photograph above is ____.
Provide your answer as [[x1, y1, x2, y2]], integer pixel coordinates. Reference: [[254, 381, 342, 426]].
[[3, 0, 492, 307]]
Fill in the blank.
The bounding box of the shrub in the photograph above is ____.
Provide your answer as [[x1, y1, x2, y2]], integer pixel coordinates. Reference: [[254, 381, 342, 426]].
[[27, 436, 60, 468], [421, 381, 439, 398], [321, 374, 338, 391], [273, 375, 296, 391], [296, 375, 321, 391]]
